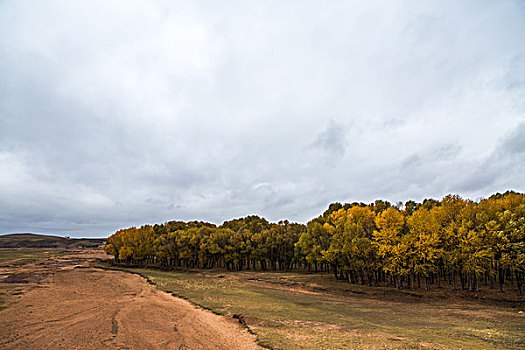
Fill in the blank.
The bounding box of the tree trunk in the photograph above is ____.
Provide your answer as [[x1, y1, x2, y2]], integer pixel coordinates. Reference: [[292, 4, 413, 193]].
[[333, 263, 339, 280], [498, 267, 504, 292], [515, 270, 522, 295]]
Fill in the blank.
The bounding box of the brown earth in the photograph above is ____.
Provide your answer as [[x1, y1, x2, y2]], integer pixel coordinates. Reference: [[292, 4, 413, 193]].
[[0, 233, 105, 248], [0, 250, 261, 350]]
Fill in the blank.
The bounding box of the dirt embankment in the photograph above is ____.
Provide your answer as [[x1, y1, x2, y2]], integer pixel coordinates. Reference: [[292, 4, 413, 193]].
[[0, 253, 261, 350]]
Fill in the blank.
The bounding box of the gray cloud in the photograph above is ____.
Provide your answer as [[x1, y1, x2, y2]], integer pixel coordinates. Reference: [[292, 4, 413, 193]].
[[456, 123, 525, 193], [1, 0, 525, 237], [309, 120, 347, 158], [432, 143, 462, 161], [397, 143, 462, 191], [501, 123, 525, 155]]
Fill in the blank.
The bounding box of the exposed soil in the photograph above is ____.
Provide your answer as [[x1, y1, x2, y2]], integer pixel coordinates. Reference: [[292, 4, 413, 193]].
[[0, 251, 261, 350]]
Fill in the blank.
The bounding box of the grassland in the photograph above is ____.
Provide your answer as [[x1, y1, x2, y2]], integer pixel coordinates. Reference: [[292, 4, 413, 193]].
[[2, 247, 523, 349], [0, 233, 105, 249], [102, 265, 524, 350], [0, 248, 67, 267]]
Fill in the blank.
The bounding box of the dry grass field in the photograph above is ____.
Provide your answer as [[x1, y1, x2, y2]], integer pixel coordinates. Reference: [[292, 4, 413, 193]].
[[104, 265, 525, 350]]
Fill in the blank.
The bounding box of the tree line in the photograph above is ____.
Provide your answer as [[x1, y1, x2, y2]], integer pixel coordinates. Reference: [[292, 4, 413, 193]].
[[105, 191, 525, 294]]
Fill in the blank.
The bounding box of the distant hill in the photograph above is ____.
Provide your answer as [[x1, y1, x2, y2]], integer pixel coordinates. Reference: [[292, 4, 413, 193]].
[[0, 233, 106, 249]]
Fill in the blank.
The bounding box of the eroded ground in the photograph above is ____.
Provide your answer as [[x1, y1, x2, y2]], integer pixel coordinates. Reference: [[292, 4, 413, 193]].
[[0, 249, 260, 350]]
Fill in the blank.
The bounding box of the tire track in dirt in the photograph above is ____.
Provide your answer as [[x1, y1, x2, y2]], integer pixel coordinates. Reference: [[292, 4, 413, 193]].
[[0, 265, 262, 349]]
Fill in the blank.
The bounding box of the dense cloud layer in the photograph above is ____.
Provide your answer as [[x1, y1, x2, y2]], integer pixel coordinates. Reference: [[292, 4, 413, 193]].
[[1, 0, 524, 237]]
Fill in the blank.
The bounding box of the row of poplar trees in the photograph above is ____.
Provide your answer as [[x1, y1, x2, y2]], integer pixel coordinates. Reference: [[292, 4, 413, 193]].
[[105, 191, 525, 293]]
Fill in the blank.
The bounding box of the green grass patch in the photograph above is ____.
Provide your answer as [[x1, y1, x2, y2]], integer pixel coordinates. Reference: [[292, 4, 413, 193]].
[[101, 265, 524, 349]]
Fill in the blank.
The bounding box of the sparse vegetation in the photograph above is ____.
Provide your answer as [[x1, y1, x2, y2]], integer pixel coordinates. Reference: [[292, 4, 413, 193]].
[[0, 234, 105, 249], [105, 265, 525, 349], [0, 248, 71, 267], [0, 249, 51, 266], [0, 249, 260, 350]]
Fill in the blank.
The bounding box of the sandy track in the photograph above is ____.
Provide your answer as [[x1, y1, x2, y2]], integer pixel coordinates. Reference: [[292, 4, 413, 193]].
[[0, 265, 261, 349]]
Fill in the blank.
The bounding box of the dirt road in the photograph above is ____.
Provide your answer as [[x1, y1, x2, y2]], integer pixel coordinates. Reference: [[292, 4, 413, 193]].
[[0, 252, 261, 350]]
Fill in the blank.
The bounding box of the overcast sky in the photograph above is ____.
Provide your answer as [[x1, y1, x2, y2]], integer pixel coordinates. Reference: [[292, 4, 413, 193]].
[[1, 0, 525, 237]]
